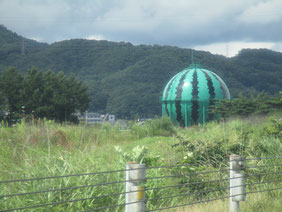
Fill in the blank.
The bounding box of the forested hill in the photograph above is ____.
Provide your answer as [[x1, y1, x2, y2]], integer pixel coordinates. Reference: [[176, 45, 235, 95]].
[[1, 25, 282, 118]]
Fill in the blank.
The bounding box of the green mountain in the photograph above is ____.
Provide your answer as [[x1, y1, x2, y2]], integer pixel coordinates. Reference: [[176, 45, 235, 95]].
[[1, 25, 281, 118]]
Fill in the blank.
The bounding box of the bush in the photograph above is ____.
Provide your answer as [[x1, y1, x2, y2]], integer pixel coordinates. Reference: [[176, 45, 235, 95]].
[[131, 116, 176, 138]]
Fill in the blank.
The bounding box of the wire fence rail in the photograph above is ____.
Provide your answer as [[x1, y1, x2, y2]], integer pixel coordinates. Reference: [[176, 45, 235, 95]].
[[0, 155, 281, 212]]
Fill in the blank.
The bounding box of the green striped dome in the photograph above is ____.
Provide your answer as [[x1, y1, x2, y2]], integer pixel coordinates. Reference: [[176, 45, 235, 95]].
[[162, 65, 230, 127]]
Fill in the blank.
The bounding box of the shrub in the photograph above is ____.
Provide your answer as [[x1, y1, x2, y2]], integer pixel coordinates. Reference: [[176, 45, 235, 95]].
[[131, 116, 176, 138]]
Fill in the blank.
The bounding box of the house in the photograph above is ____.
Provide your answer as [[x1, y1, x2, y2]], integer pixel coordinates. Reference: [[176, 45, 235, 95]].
[[76, 112, 115, 124]]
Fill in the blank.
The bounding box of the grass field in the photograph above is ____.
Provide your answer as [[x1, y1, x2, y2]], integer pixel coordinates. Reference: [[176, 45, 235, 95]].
[[0, 115, 281, 211]]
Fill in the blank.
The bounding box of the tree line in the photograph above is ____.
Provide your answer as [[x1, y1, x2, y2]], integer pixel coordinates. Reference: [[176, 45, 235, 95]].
[[210, 92, 282, 118], [0, 68, 90, 124]]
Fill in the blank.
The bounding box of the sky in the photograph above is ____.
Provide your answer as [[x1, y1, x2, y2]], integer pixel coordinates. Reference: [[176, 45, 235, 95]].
[[1, 0, 282, 57]]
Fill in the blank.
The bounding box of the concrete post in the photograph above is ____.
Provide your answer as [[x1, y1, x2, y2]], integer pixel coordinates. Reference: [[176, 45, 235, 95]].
[[229, 155, 246, 212], [125, 163, 146, 212]]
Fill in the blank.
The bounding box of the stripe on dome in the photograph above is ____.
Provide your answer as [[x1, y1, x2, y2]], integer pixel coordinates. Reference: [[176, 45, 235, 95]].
[[164, 74, 178, 100], [209, 72, 229, 99], [202, 70, 215, 100], [176, 70, 190, 100], [191, 100, 199, 124], [191, 70, 199, 99], [174, 70, 190, 126], [202, 70, 216, 121], [175, 100, 183, 126], [164, 101, 169, 116], [191, 70, 199, 123]]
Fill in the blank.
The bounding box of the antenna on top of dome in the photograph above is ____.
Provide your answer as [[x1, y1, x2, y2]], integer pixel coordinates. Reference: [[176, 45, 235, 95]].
[[191, 49, 194, 65], [191, 49, 197, 69]]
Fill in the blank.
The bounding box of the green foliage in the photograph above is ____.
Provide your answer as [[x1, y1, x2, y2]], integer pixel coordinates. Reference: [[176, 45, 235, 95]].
[[263, 117, 282, 139], [1, 26, 282, 119], [0, 67, 90, 124], [0, 67, 24, 123], [210, 92, 282, 118], [0, 116, 281, 211], [131, 116, 176, 138], [114, 145, 160, 166], [174, 116, 282, 164]]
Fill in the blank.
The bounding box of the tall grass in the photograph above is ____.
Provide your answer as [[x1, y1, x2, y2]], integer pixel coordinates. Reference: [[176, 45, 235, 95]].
[[173, 189, 282, 212], [0, 115, 281, 211]]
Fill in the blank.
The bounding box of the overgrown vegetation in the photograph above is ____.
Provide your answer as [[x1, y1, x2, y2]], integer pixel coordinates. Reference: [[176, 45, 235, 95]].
[[0, 115, 281, 211]]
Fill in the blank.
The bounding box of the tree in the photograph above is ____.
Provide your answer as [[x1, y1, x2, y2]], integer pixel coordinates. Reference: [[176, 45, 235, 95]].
[[0, 67, 90, 124], [0, 68, 24, 123], [52, 72, 90, 123], [22, 67, 45, 117], [267, 91, 282, 111], [209, 92, 282, 118], [0, 89, 7, 121]]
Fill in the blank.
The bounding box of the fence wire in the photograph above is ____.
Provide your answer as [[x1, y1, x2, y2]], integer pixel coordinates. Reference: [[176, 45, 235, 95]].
[[1, 156, 279, 184], [247, 179, 282, 187], [0, 179, 128, 199], [0, 168, 131, 184], [146, 187, 228, 202], [146, 180, 282, 203], [245, 156, 282, 161], [247, 171, 282, 178], [1, 155, 281, 211], [146, 187, 282, 211], [146, 169, 229, 181], [81, 185, 282, 211], [1, 175, 247, 200], [146, 178, 228, 192], [145, 174, 254, 192], [0, 161, 222, 184], [246, 163, 282, 169], [1, 189, 140, 212]]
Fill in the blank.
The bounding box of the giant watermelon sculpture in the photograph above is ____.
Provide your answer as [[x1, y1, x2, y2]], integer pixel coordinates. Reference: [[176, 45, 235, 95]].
[[162, 65, 230, 127]]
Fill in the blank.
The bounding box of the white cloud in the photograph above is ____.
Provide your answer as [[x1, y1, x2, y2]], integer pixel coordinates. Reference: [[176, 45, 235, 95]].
[[30, 37, 43, 42], [0, 0, 282, 51], [86, 34, 104, 41], [237, 0, 282, 24]]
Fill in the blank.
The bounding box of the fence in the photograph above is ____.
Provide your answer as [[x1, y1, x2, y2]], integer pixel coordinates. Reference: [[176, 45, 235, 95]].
[[0, 155, 282, 211]]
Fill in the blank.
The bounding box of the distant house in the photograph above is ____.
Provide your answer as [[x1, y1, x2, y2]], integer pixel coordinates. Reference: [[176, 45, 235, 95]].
[[76, 112, 115, 124]]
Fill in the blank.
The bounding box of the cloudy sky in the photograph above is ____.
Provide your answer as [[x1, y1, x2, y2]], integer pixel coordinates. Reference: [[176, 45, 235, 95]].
[[1, 0, 282, 57]]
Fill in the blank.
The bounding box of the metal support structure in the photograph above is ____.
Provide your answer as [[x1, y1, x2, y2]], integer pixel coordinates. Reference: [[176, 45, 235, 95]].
[[230, 155, 246, 212], [184, 103, 188, 127], [202, 105, 206, 125], [125, 163, 146, 212]]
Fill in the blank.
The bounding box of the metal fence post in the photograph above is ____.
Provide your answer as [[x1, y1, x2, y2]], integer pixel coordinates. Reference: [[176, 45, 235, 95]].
[[229, 155, 246, 212], [125, 162, 146, 212]]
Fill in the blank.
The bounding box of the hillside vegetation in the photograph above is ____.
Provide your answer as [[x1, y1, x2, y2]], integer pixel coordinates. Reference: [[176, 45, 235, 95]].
[[0, 115, 281, 211], [1, 25, 282, 119]]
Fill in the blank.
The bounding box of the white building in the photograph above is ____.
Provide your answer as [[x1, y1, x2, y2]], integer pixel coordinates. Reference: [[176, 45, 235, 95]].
[[76, 112, 115, 124]]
